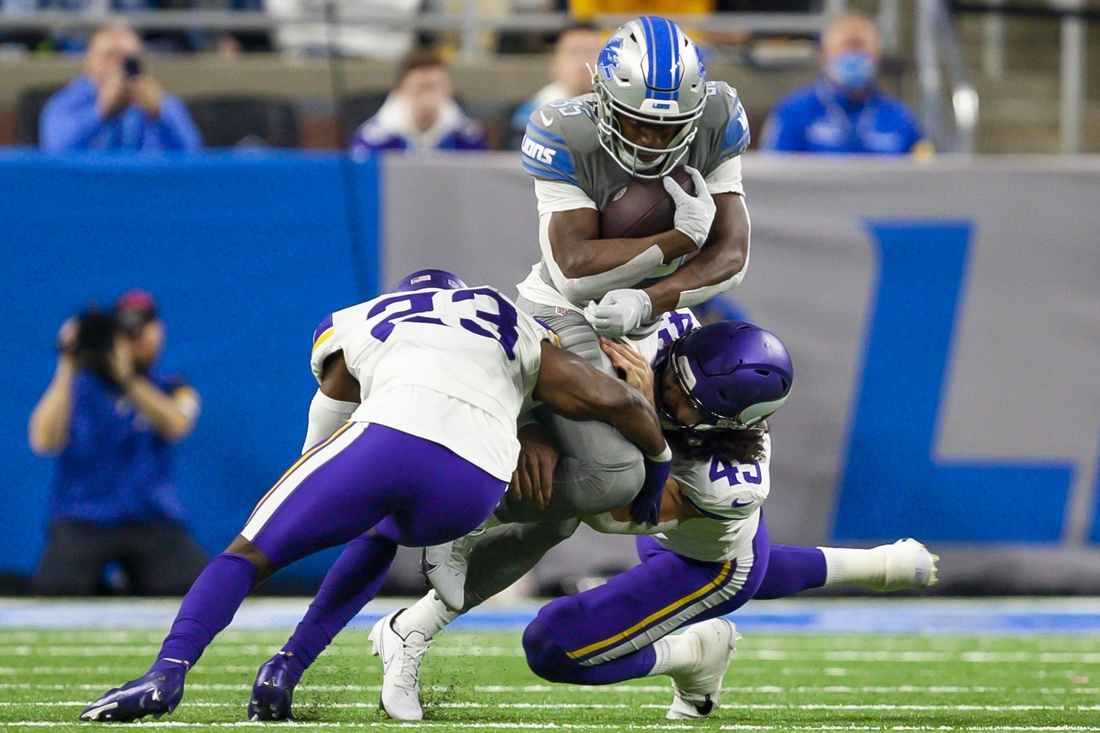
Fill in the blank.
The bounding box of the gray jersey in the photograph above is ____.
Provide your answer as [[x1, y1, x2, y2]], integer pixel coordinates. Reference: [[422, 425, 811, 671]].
[[520, 81, 750, 211]]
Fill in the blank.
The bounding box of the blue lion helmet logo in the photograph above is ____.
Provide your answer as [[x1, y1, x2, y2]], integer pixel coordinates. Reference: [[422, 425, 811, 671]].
[[597, 38, 623, 81]]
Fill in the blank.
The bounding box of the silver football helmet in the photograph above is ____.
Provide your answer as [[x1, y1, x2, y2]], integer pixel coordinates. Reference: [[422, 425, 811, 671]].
[[592, 17, 708, 179]]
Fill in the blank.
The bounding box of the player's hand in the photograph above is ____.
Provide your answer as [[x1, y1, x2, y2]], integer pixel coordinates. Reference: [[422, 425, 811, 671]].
[[600, 337, 655, 408], [584, 289, 652, 338], [663, 166, 715, 250], [509, 422, 559, 509], [632, 446, 672, 526]]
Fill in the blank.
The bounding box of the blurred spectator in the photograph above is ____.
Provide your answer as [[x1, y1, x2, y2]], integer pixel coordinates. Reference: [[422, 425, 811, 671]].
[[350, 48, 488, 157], [39, 27, 202, 153], [507, 24, 604, 148], [28, 290, 207, 596], [267, 0, 419, 60], [570, 0, 713, 15], [761, 13, 929, 155]]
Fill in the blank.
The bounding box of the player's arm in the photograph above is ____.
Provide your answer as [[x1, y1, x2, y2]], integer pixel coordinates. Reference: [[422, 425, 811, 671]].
[[533, 340, 671, 524], [642, 191, 749, 316], [302, 351, 360, 453], [533, 341, 665, 458], [548, 207, 697, 282], [585, 476, 702, 534]]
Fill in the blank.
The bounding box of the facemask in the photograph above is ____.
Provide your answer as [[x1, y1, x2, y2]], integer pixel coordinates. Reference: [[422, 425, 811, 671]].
[[826, 51, 878, 94]]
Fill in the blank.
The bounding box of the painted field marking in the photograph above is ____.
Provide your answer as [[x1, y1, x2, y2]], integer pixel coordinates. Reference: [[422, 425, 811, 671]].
[[4, 723, 1100, 731], [5, 701, 1099, 712]]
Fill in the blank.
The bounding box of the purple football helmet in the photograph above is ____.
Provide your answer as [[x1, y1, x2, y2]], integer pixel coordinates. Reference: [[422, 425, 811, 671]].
[[392, 269, 467, 292], [660, 321, 793, 432]]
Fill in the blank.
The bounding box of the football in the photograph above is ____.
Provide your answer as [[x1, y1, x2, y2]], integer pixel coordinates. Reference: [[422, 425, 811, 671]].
[[600, 167, 695, 240]]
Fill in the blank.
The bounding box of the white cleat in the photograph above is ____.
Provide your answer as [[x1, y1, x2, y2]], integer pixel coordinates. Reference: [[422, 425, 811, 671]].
[[666, 618, 740, 720], [422, 532, 478, 612], [873, 538, 939, 591], [369, 610, 431, 721]]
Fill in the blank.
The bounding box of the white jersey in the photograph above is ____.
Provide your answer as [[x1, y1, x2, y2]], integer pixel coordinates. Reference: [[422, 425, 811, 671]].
[[310, 286, 550, 481], [631, 309, 770, 564]]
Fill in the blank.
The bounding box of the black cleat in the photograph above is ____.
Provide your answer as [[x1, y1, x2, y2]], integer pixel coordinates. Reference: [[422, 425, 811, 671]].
[[80, 665, 186, 722], [248, 652, 298, 721]]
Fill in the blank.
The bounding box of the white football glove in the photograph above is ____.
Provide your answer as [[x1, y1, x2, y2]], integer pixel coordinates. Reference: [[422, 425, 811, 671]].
[[584, 289, 653, 338], [663, 166, 716, 250]]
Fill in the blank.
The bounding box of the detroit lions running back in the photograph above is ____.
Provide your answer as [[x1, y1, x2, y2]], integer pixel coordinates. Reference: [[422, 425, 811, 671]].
[[488, 16, 756, 582]]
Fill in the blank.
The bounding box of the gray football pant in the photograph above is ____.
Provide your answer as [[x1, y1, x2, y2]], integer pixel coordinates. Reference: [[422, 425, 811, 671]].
[[459, 299, 644, 611]]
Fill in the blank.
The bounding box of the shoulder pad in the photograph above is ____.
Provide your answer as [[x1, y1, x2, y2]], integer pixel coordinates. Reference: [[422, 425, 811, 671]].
[[655, 308, 698, 362], [521, 104, 582, 186], [702, 81, 751, 161], [690, 455, 768, 520]]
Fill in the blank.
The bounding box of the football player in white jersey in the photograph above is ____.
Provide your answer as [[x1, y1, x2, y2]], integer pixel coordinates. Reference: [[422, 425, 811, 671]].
[[80, 271, 671, 723], [244, 309, 937, 722]]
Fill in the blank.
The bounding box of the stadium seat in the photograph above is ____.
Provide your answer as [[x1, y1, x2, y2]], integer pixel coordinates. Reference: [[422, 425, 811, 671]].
[[17, 85, 63, 146], [186, 96, 300, 148]]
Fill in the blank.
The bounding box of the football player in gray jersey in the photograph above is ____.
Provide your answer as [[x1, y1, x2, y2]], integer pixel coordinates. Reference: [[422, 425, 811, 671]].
[[492, 16, 754, 539]]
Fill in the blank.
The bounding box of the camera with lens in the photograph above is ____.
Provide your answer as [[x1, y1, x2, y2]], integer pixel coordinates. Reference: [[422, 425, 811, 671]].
[[68, 307, 120, 381]]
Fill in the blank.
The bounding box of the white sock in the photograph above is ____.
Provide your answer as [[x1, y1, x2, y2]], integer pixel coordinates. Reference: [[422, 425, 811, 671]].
[[648, 633, 699, 677], [394, 592, 460, 638], [818, 546, 886, 588]]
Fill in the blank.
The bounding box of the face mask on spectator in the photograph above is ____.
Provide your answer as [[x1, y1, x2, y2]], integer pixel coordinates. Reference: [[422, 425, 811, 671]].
[[826, 51, 877, 95]]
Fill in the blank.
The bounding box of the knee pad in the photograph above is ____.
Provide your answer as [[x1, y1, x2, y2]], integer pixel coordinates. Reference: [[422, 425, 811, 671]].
[[522, 619, 580, 684]]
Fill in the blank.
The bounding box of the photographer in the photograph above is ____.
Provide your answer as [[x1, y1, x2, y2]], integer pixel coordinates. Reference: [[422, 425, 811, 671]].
[[28, 289, 207, 596], [39, 26, 202, 153]]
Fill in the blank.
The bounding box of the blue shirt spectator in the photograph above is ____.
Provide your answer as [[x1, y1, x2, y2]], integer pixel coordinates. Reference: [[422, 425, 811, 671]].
[[350, 47, 486, 158], [762, 13, 928, 156], [762, 79, 923, 155], [29, 290, 208, 595], [39, 27, 202, 153]]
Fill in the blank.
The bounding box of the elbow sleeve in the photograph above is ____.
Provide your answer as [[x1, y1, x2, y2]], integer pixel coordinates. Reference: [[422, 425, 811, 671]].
[[676, 241, 750, 309], [302, 390, 358, 454], [540, 214, 665, 304]]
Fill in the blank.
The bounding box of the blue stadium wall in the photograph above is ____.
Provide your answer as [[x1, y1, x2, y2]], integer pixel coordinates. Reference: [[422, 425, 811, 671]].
[[2, 151, 1099, 591], [0, 151, 381, 585]]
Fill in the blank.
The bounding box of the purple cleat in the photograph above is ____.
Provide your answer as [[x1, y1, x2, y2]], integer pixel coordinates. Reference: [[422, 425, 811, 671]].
[[248, 652, 298, 721], [79, 664, 186, 722]]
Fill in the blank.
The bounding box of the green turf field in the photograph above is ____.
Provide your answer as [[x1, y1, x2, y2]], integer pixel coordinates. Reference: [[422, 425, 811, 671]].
[[2, 628, 1099, 731]]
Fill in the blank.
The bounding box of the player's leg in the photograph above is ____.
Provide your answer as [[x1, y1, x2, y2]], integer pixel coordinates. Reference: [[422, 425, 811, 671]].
[[264, 518, 579, 721], [249, 531, 397, 720], [81, 423, 504, 723], [522, 521, 770, 720], [754, 541, 939, 599]]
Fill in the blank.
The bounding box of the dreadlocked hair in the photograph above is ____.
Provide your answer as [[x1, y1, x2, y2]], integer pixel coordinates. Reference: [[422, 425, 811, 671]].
[[665, 422, 769, 464]]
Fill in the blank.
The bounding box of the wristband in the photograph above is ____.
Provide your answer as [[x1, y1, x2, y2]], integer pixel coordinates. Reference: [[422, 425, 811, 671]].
[[646, 444, 673, 463]]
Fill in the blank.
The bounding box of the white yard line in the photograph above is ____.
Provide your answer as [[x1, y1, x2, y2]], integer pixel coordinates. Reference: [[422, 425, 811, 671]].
[[4, 701, 1098, 712]]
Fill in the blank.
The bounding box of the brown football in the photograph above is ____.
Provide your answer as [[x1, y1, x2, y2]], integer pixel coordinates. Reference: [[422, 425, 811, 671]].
[[599, 167, 695, 240]]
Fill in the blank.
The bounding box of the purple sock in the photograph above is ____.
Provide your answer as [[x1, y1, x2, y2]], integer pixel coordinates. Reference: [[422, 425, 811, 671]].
[[753, 545, 827, 600], [281, 534, 397, 682], [154, 553, 258, 670]]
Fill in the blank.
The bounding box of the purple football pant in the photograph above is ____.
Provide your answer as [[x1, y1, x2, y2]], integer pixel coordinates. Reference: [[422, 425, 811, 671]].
[[523, 515, 771, 685], [155, 422, 505, 669]]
